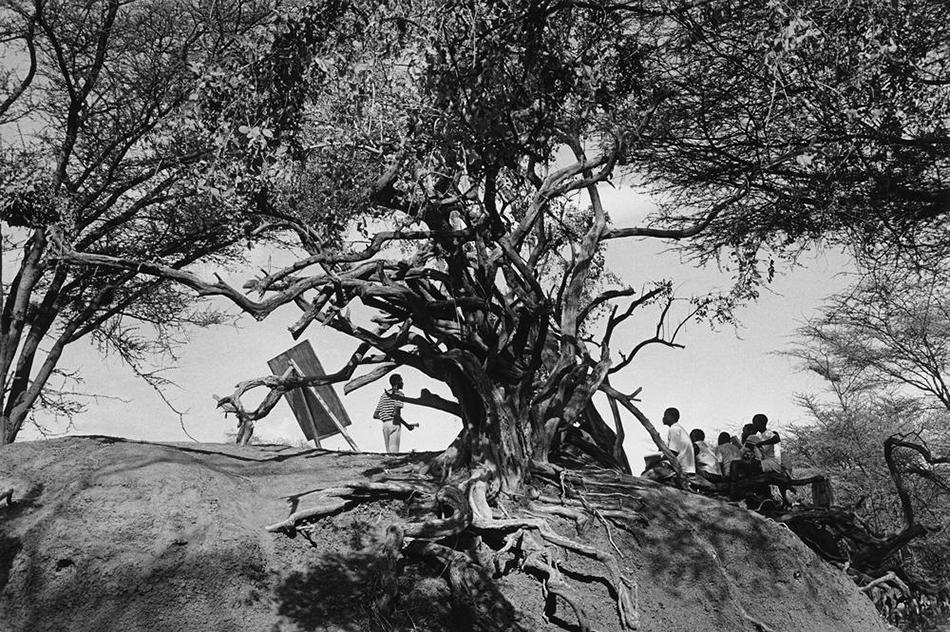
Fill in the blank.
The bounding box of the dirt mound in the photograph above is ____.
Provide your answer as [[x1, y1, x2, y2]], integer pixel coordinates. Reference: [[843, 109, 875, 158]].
[[0, 437, 888, 632]]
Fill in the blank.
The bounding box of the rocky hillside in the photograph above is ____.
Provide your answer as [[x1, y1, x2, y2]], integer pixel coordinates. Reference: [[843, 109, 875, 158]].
[[0, 437, 889, 632]]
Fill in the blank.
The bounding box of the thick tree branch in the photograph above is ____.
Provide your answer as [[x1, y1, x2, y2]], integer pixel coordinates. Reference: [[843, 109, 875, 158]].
[[392, 388, 463, 417], [883, 433, 950, 530]]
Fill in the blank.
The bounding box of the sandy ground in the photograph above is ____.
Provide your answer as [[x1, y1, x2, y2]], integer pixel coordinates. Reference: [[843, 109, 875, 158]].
[[0, 436, 890, 631]]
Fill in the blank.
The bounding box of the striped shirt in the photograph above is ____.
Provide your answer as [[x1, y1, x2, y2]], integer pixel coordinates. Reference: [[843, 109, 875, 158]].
[[375, 389, 403, 424]]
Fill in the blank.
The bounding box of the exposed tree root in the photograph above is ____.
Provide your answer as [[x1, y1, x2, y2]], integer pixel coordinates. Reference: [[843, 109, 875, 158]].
[[266, 480, 433, 532], [523, 548, 593, 632], [373, 524, 405, 616], [859, 571, 905, 594], [268, 467, 643, 631], [406, 539, 528, 631], [266, 498, 352, 532], [525, 501, 592, 532], [467, 475, 639, 630]]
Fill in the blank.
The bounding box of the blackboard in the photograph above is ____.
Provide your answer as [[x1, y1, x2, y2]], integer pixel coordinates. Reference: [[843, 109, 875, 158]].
[[267, 341, 353, 441]]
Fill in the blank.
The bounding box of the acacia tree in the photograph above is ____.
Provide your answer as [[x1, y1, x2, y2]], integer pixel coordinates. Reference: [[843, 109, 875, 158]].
[[791, 265, 950, 411], [786, 266, 950, 602], [66, 1, 745, 482], [52, 0, 950, 628], [0, 0, 346, 444]]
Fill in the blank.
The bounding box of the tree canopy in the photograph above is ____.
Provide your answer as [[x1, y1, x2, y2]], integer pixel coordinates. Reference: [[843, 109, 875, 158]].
[[0, 0, 349, 443], [45, 0, 950, 477], [792, 265, 950, 410], [636, 0, 950, 268]]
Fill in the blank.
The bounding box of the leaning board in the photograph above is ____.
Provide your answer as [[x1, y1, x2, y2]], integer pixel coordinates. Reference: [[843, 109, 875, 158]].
[[267, 341, 353, 441]]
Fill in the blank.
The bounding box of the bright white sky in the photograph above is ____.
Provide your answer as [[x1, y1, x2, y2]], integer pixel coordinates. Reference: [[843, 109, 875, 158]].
[[17, 185, 854, 470]]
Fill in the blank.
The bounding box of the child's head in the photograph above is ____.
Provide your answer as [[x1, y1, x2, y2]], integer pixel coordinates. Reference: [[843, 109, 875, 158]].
[[690, 428, 705, 443], [718, 431, 732, 446], [741, 423, 756, 441], [662, 407, 680, 426]]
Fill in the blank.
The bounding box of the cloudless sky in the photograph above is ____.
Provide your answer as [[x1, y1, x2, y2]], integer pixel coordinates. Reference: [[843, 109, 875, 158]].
[[19, 185, 854, 470]]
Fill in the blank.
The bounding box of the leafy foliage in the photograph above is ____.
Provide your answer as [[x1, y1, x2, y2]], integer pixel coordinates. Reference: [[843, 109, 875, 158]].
[[631, 0, 950, 271], [40, 0, 950, 478], [787, 266, 950, 597], [0, 0, 332, 442], [790, 265, 950, 411]]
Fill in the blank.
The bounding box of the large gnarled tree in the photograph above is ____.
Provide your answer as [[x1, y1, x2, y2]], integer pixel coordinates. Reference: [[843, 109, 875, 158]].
[[46, 0, 950, 628]]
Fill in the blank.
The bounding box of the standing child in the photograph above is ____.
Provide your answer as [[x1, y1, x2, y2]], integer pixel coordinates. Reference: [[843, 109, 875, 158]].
[[373, 374, 418, 453]]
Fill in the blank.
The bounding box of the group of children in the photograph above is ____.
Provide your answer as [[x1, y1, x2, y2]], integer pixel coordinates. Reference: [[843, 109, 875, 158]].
[[690, 413, 782, 480], [647, 408, 785, 494]]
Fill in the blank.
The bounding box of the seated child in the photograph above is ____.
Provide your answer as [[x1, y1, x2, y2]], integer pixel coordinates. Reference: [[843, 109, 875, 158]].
[[690, 429, 721, 478], [715, 431, 742, 478]]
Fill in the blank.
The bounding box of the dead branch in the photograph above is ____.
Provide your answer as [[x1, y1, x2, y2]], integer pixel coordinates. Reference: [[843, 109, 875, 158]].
[[610, 295, 697, 376], [884, 433, 950, 529], [222, 343, 376, 424], [343, 362, 398, 394], [265, 498, 352, 531], [860, 571, 903, 593], [577, 287, 642, 326], [287, 287, 334, 338], [777, 503, 930, 581], [599, 384, 684, 481]]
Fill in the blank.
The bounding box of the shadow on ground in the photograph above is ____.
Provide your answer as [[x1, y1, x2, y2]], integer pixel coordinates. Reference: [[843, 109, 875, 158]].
[[273, 548, 454, 632]]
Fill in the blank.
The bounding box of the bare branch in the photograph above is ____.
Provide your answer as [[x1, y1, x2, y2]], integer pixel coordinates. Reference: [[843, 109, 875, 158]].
[[602, 180, 750, 242], [221, 343, 375, 424], [884, 433, 950, 529], [392, 388, 463, 418]]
